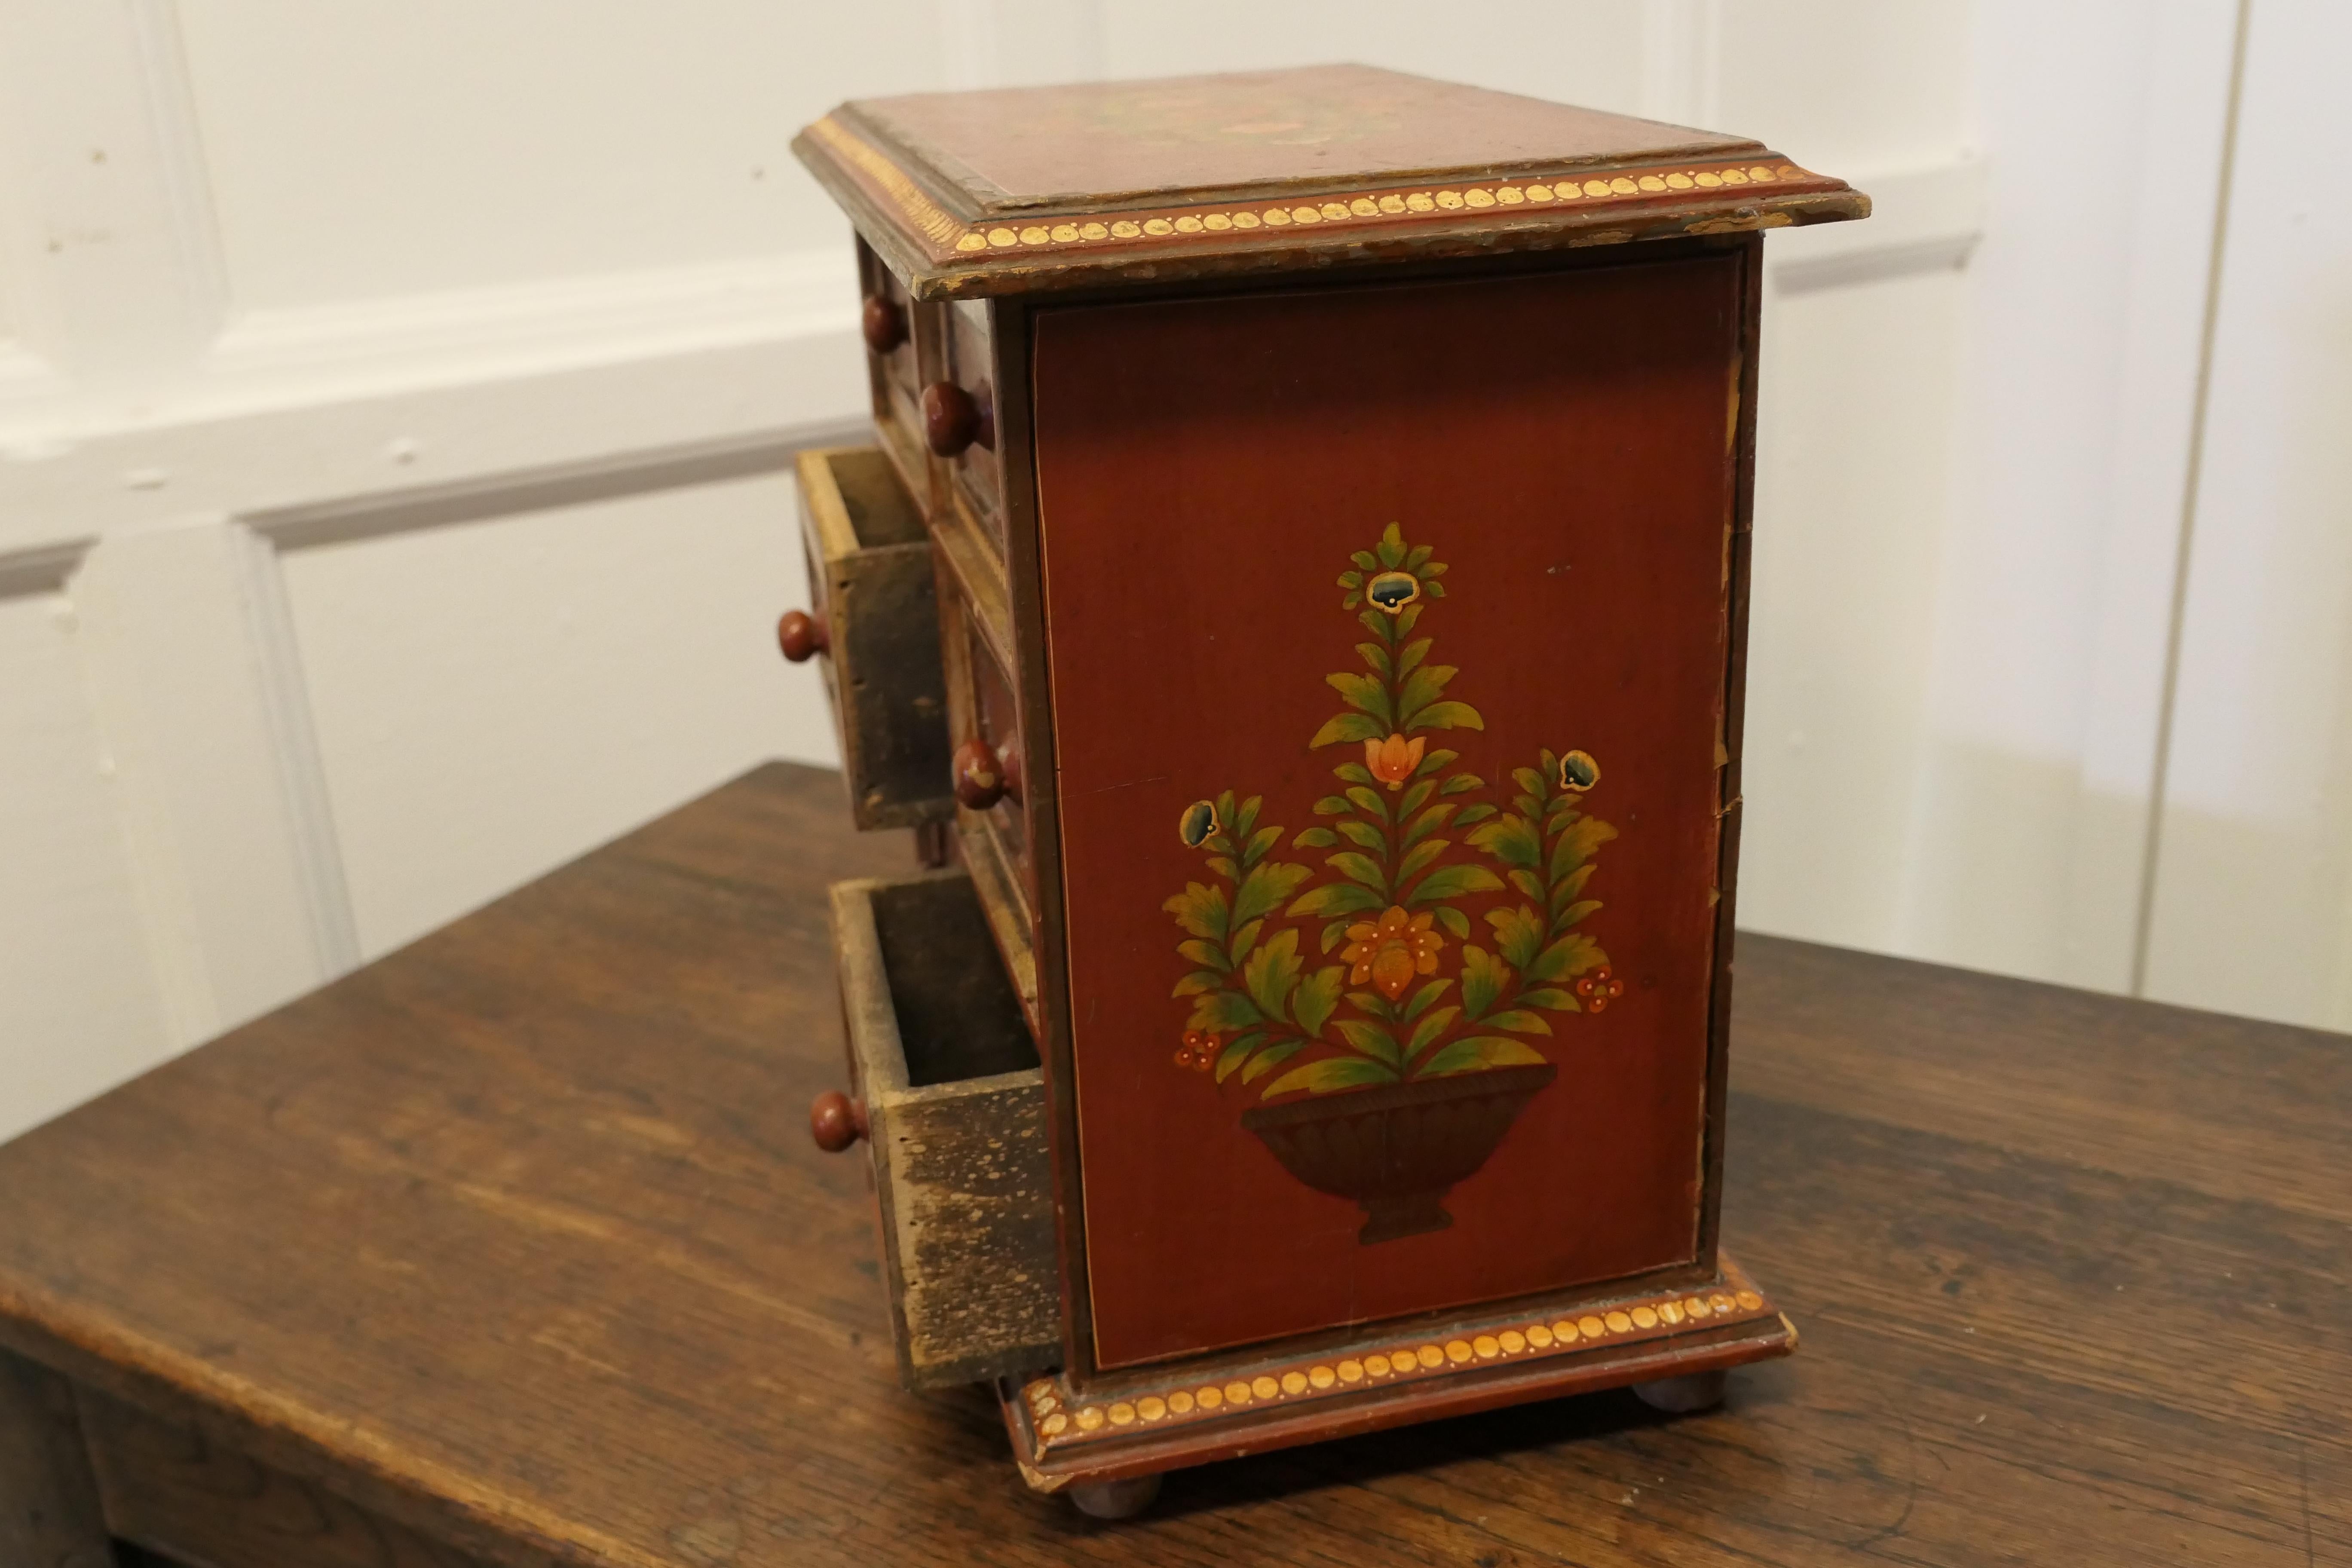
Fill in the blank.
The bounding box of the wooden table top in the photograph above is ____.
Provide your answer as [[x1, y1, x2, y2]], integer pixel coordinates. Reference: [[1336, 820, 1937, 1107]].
[[1, 763, 2344, 1567]]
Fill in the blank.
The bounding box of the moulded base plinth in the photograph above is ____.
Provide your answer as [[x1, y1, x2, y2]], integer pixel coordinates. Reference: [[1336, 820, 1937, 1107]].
[[998, 1250, 1793, 1503]]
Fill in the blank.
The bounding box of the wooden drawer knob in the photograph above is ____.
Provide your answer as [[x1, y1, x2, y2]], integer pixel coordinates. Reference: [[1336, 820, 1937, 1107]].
[[922, 381, 995, 456], [952, 736, 1020, 811], [809, 1090, 868, 1153], [776, 609, 828, 663], [861, 295, 906, 355]]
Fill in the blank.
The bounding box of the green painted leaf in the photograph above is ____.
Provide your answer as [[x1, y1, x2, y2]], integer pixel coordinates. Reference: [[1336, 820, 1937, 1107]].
[[1406, 1005, 1461, 1059], [1452, 801, 1497, 823], [1396, 603, 1422, 637], [1242, 825, 1281, 867], [1309, 711, 1386, 749], [1406, 543, 1433, 569], [1413, 747, 1457, 778], [1398, 638, 1433, 680], [1434, 905, 1471, 940], [1538, 748, 1559, 778], [1188, 988, 1263, 1032], [1232, 861, 1313, 926], [1172, 970, 1225, 998], [1402, 977, 1454, 1021], [1527, 933, 1607, 983], [1512, 767, 1544, 798], [1421, 560, 1449, 577], [1393, 837, 1448, 886], [1377, 523, 1407, 567], [1338, 570, 1362, 588], [1410, 699, 1482, 732], [1206, 856, 1239, 882], [1459, 944, 1507, 1020], [1333, 762, 1376, 787], [1401, 802, 1455, 848], [1416, 1035, 1548, 1077], [1292, 825, 1338, 849], [1235, 794, 1263, 839], [1292, 965, 1345, 1038], [1467, 815, 1543, 869], [1393, 664, 1458, 728], [1486, 903, 1544, 970], [1343, 591, 1361, 609], [1326, 850, 1388, 894], [1351, 549, 1380, 571], [1338, 818, 1386, 851], [1555, 898, 1602, 931], [1216, 790, 1237, 830], [1332, 1019, 1404, 1066], [1345, 990, 1396, 1021], [1520, 987, 1579, 1012], [1508, 869, 1544, 902], [1263, 1056, 1398, 1098], [1214, 1031, 1266, 1083], [1398, 778, 1435, 819], [1313, 794, 1352, 816], [1359, 608, 1393, 642], [1423, 580, 1446, 598], [1226, 918, 1264, 965], [1164, 882, 1230, 940], [1240, 1039, 1306, 1083], [1441, 776, 1485, 797], [1549, 863, 1597, 905], [1327, 671, 1393, 726], [1483, 1009, 1553, 1036], [1404, 863, 1504, 906], [1178, 938, 1225, 970], [1551, 815, 1619, 877], [1242, 928, 1303, 1023], [1344, 786, 1391, 822], [1356, 640, 1391, 677], [1286, 882, 1384, 919]]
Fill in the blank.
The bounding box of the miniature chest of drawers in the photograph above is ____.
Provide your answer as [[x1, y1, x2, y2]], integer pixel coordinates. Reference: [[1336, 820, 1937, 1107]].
[[784, 64, 1865, 1515]]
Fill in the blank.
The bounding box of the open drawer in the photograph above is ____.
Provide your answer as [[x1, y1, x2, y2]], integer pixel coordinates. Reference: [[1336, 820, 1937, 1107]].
[[826, 869, 1058, 1389], [783, 446, 953, 831]]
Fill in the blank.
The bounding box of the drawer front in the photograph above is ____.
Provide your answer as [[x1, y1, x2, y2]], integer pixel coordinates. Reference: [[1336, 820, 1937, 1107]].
[[830, 870, 1058, 1389], [943, 299, 1004, 551], [790, 446, 953, 830], [858, 241, 938, 512]]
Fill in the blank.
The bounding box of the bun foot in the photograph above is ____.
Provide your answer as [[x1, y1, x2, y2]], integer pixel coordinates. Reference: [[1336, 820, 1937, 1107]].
[[1067, 1473, 1161, 1520], [1633, 1369, 1727, 1414]]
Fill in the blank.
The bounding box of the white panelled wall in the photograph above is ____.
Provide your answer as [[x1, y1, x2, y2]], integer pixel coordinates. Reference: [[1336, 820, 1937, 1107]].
[[0, 0, 2337, 1145]]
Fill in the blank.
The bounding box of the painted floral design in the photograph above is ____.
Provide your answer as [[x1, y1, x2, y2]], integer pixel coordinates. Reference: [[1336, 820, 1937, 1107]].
[[1163, 524, 1619, 1103]]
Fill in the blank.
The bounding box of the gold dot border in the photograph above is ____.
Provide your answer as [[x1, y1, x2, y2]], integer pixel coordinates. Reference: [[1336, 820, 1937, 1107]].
[[1019, 1281, 1772, 1451], [946, 162, 1815, 257]]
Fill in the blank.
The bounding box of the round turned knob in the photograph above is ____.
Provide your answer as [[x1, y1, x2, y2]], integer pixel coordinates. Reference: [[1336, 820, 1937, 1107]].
[[921, 381, 995, 456], [809, 1091, 867, 1153], [952, 736, 1020, 811], [776, 609, 828, 663], [861, 294, 906, 355]]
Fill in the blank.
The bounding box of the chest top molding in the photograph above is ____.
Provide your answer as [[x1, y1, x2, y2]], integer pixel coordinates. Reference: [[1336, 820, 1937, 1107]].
[[793, 64, 1866, 299]]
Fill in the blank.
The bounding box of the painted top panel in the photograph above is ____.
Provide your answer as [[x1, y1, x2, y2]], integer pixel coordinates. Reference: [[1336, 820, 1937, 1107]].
[[793, 66, 1866, 298]]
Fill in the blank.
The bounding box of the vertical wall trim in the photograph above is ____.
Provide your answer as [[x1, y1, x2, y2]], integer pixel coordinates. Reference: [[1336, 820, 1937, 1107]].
[[1639, 0, 1722, 128], [2129, 0, 2254, 996], [122, 0, 230, 343], [937, 0, 1001, 90], [229, 522, 361, 977]]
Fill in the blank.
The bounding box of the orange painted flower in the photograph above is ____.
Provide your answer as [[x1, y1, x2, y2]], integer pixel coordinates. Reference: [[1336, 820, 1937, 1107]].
[[1364, 732, 1425, 790], [1343, 905, 1445, 1000], [1575, 967, 1626, 1012]]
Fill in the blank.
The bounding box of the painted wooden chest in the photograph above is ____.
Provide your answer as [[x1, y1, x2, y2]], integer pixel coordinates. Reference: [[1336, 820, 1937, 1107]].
[[784, 64, 1866, 1515]]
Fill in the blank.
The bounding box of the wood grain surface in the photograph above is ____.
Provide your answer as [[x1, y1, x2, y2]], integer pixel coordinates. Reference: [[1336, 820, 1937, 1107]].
[[0, 763, 2344, 1566]]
